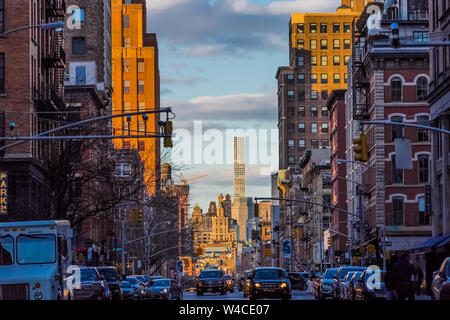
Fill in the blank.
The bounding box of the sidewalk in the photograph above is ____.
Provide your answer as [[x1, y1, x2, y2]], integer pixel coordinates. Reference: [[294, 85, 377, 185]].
[[416, 294, 431, 300]]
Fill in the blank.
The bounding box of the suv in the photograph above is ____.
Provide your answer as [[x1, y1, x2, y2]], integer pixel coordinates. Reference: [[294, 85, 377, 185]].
[[333, 266, 366, 300], [196, 269, 226, 295], [317, 268, 338, 300], [248, 267, 291, 300], [97, 266, 123, 300], [73, 267, 110, 300]]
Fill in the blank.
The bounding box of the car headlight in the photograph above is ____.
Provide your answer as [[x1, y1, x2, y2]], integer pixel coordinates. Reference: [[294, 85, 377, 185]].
[[227, 280, 232, 284], [161, 289, 168, 293], [281, 282, 287, 288], [255, 283, 261, 288], [197, 282, 202, 286]]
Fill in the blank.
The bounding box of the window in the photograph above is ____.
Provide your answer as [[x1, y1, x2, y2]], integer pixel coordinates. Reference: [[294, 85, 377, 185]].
[[299, 140, 306, 148], [138, 141, 145, 152], [298, 90, 305, 101], [343, 23, 351, 33], [298, 123, 305, 133], [391, 116, 404, 140], [310, 39, 317, 50], [321, 123, 329, 133], [138, 101, 145, 110], [333, 23, 340, 33], [72, 37, 86, 55], [123, 120, 129, 133], [123, 141, 130, 149], [123, 80, 130, 94], [138, 58, 145, 73], [391, 77, 402, 101], [334, 73, 341, 83], [392, 155, 404, 184], [418, 197, 430, 225], [344, 39, 351, 49], [418, 155, 429, 183], [417, 115, 430, 141], [123, 15, 130, 28], [0, 53, 4, 93], [321, 90, 328, 100], [311, 73, 317, 84], [75, 66, 86, 85], [333, 39, 340, 49], [72, 8, 85, 24], [311, 139, 318, 149], [124, 102, 131, 112], [288, 156, 295, 164], [310, 23, 317, 33], [0, 0, 4, 34], [321, 73, 328, 84], [298, 106, 305, 116], [115, 163, 132, 177], [344, 55, 350, 65], [321, 106, 328, 116], [311, 56, 317, 66], [344, 73, 348, 83], [311, 106, 318, 117], [288, 107, 295, 116], [288, 124, 295, 133], [123, 37, 131, 48], [297, 56, 304, 66], [320, 23, 327, 33], [333, 56, 340, 66], [416, 77, 428, 101], [323, 175, 332, 188], [297, 73, 305, 84], [288, 140, 295, 149], [297, 39, 305, 49], [321, 56, 328, 66], [0, 235, 13, 265], [322, 139, 329, 147], [287, 90, 294, 101], [123, 58, 130, 72], [287, 74, 294, 84], [297, 23, 304, 33], [392, 197, 404, 225], [413, 31, 429, 43], [311, 90, 318, 100], [17, 234, 56, 264], [320, 39, 328, 50], [311, 123, 318, 133]]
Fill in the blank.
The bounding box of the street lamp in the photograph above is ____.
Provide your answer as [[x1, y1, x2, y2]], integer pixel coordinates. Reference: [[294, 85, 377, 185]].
[[0, 21, 64, 37]]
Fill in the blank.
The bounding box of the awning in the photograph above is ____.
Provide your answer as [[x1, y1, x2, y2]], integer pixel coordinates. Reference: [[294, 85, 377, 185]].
[[437, 235, 450, 248], [413, 234, 450, 251]]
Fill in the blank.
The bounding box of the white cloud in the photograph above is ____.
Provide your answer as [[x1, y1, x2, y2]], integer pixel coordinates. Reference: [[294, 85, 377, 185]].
[[147, 0, 194, 11]]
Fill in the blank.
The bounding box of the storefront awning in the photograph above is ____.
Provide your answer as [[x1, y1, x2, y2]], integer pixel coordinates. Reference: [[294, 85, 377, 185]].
[[413, 234, 450, 252]]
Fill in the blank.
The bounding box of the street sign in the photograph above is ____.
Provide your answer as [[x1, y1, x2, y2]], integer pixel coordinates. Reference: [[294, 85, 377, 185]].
[[283, 240, 291, 259], [0, 172, 8, 215], [425, 185, 432, 217], [394, 138, 412, 169], [380, 241, 392, 247]]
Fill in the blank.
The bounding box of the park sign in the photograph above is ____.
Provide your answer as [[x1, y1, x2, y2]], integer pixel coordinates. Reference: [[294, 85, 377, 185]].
[[0, 172, 7, 215]]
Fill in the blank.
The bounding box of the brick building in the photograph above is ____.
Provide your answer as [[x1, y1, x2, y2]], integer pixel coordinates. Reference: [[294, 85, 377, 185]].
[[0, 0, 66, 221]]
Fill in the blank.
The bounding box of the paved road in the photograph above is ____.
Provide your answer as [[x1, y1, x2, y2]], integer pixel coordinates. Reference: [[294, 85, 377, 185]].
[[183, 289, 315, 301]]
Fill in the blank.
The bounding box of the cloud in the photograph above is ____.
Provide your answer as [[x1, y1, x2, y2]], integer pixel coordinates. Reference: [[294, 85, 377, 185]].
[[160, 88, 174, 95], [161, 75, 209, 85]]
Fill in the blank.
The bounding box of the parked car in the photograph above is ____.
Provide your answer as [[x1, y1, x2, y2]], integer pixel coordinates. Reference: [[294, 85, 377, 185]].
[[248, 267, 291, 300], [431, 257, 450, 300], [354, 269, 387, 300], [126, 276, 146, 300], [224, 274, 235, 293], [97, 266, 123, 300], [333, 266, 366, 300], [243, 270, 254, 297], [196, 269, 227, 295], [317, 268, 338, 300], [146, 278, 182, 300], [288, 272, 308, 290], [346, 271, 363, 300], [73, 267, 110, 300], [120, 281, 134, 300]]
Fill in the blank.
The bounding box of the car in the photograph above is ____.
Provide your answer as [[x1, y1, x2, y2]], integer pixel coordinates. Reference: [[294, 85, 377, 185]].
[[224, 274, 235, 293], [243, 270, 254, 297], [120, 281, 134, 300], [130, 275, 147, 287], [333, 266, 366, 300], [73, 267, 110, 300], [346, 271, 363, 300], [354, 269, 387, 300], [316, 268, 338, 300], [196, 269, 227, 295], [248, 267, 291, 300], [97, 266, 123, 300], [238, 274, 245, 292], [126, 276, 146, 300], [288, 272, 308, 290], [146, 278, 182, 300], [431, 257, 450, 300]]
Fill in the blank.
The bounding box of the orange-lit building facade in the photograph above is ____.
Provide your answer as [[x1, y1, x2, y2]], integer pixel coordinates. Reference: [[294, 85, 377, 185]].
[[111, 0, 160, 194]]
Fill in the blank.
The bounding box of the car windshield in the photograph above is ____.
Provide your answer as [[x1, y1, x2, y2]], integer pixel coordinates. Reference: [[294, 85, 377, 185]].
[[200, 271, 222, 279], [324, 269, 338, 279], [121, 282, 131, 288], [254, 269, 284, 279], [339, 268, 364, 280], [152, 280, 170, 287], [0, 235, 14, 265], [81, 269, 99, 282], [127, 277, 138, 284], [98, 268, 119, 281], [17, 234, 56, 264]]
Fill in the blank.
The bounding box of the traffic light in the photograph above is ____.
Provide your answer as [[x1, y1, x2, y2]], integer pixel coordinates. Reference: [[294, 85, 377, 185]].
[[391, 22, 400, 48], [292, 229, 297, 238], [254, 203, 259, 217], [264, 248, 272, 257], [353, 133, 369, 162], [164, 121, 173, 148], [327, 237, 332, 246], [137, 210, 143, 223]]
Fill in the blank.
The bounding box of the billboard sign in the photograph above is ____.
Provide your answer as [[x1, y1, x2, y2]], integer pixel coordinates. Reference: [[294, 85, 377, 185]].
[[283, 240, 291, 259], [0, 172, 7, 215]]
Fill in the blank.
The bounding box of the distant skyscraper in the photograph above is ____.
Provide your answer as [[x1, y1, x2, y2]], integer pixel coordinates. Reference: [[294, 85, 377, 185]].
[[234, 137, 246, 198]]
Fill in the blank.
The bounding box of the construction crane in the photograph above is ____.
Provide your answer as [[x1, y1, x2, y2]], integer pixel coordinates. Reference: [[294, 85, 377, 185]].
[[180, 173, 208, 185]]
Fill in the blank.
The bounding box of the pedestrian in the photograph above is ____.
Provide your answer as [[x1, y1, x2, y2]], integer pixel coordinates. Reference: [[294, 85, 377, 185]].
[[416, 267, 424, 296], [393, 253, 416, 300], [386, 254, 398, 300]]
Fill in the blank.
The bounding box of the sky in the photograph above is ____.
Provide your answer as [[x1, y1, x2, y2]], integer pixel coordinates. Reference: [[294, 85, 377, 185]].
[[146, 0, 339, 213]]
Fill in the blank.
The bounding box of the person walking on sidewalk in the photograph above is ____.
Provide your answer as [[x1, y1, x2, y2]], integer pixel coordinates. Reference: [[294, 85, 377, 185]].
[[386, 254, 398, 300], [393, 253, 416, 300], [416, 267, 424, 296]]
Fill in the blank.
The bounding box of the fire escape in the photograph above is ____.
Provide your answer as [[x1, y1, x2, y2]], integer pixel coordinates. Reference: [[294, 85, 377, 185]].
[[351, 18, 370, 120]]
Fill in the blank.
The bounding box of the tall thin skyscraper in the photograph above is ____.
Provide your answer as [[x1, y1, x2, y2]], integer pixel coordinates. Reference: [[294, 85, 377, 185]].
[[234, 137, 246, 198]]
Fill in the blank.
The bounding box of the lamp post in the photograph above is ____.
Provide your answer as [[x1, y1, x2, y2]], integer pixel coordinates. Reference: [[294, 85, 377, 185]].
[[0, 21, 65, 37]]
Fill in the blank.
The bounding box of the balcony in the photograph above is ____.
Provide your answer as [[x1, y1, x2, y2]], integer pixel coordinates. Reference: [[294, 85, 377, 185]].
[[46, 0, 66, 18], [43, 46, 66, 69]]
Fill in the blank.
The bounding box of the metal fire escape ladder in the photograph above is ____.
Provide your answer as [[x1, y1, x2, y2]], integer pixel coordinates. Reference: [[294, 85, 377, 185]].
[[352, 19, 370, 120]]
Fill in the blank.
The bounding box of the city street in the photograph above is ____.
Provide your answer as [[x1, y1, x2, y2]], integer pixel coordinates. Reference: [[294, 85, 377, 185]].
[[183, 290, 315, 301]]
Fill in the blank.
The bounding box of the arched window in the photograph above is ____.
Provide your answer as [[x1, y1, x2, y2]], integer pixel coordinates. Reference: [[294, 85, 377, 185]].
[[417, 76, 428, 101], [391, 77, 402, 102]]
